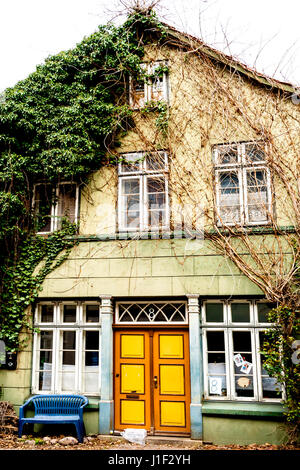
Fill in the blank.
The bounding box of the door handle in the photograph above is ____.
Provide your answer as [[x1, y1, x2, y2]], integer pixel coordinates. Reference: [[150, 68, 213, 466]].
[[153, 376, 158, 389]]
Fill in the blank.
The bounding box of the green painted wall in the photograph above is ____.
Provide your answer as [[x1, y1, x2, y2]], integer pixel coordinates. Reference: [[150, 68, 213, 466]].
[[39, 238, 263, 298], [203, 416, 288, 446]]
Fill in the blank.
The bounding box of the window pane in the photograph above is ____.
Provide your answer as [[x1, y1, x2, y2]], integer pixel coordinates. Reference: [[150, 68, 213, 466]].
[[39, 370, 52, 391], [63, 331, 76, 349], [39, 331, 53, 391], [86, 331, 99, 350], [147, 177, 166, 227], [145, 152, 166, 171], [232, 331, 254, 397], [40, 331, 53, 350], [218, 172, 241, 223], [61, 368, 76, 391], [130, 73, 146, 108], [120, 153, 142, 173], [34, 184, 53, 232], [207, 331, 227, 396], [84, 331, 99, 393], [121, 178, 140, 229], [123, 179, 140, 194], [232, 331, 252, 352], [86, 305, 99, 323], [216, 145, 238, 165], [231, 303, 250, 323], [259, 332, 282, 398], [245, 144, 265, 163], [246, 170, 268, 223], [206, 303, 223, 322], [150, 64, 164, 100], [63, 351, 75, 365], [41, 305, 54, 323], [207, 331, 225, 351], [63, 305, 76, 323], [61, 331, 76, 391], [257, 303, 275, 323], [39, 351, 52, 369]]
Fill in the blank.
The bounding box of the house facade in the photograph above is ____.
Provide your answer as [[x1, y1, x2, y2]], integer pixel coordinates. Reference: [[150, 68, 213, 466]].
[[0, 22, 298, 445]]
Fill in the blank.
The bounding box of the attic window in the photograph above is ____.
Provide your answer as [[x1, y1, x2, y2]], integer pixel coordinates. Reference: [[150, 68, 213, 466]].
[[33, 182, 79, 233], [129, 61, 169, 109]]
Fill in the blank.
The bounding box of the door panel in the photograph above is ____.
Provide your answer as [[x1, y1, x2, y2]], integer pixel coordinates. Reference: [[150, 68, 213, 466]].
[[121, 400, 145, 425], [160, 401, 186, 427], [114, 331, 151, 430], [114, 329, 190, 434], [153, 331, 190, 433], [159, 335, 184, 358], [160, 365, 185, 395], [121, 364, 145, 393], [121, 334, 144, 358]]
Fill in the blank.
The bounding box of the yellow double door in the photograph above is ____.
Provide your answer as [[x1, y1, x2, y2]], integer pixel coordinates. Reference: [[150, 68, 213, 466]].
[[114, 329, 190, 435]]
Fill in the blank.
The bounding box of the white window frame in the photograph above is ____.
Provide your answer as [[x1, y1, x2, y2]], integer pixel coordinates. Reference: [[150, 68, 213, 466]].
[[33, 182, 79, 234], [214, 142, 272, 226], [203, 328, 230, 400], [118, 151, 169, 232], [203, 299, 282, 402], [32, 302, 101, 396], [201, 300, 228, 326], [228, 327, 258, 402], [129, 61, 169, 109]]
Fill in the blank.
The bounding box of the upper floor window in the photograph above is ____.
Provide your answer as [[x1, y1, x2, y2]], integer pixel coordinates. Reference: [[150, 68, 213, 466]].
[[118, 151, 169, 232], [213, 142, 272, 226], [33, 182, 79, 233], [129, 61, 169, 109]]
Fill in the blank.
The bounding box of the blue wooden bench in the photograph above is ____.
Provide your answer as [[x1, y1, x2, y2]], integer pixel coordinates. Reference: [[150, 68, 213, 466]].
[[18, 395, 88, 443]]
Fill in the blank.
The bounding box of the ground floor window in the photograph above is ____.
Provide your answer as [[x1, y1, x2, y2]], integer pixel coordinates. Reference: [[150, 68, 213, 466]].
[[32, 302, 101, 395], [202, 300, 282, 402]]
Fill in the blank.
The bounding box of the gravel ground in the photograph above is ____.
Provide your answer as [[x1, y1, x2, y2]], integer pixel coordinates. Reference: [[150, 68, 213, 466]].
[[0, 433, 299, 451]]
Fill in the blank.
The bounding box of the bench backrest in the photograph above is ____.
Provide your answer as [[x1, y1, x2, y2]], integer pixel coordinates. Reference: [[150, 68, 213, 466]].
[[30, 395, 88, 415]]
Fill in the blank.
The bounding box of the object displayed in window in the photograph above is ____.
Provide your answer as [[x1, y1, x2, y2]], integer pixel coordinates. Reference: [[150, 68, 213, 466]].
[[118, 151, 169, 231], [32, 302, 101, 395], [129, 61, 169, 109], [203, 300, 281, 401], [33, 182, 79, 233], [213, 142, 272, 225]]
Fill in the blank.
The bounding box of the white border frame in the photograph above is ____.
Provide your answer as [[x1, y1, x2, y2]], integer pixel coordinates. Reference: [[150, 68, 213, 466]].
[[115, 300, 188, 325], [213, 141, 272, 227]]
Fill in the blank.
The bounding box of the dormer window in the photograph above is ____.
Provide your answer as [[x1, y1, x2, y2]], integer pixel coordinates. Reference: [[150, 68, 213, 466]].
[[129, 61, 169, 109], [33, 182, 79, 233]]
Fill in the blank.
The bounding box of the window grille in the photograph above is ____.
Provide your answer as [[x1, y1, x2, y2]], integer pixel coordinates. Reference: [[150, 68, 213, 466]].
[[116, 301, 187, 324]]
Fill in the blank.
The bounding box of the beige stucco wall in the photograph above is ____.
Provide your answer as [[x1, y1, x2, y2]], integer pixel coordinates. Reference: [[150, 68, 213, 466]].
[[77, 42, 299, 239]]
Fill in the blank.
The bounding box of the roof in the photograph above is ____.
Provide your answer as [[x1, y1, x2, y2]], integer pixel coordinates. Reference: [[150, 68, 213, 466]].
[[161, 21, 296, 94]]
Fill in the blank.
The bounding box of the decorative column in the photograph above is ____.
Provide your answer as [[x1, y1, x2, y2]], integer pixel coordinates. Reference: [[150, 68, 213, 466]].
[[187, 294, 203, 440], [99, 295, 114, 435]]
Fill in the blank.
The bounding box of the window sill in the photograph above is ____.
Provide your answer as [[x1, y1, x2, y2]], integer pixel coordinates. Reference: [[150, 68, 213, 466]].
[[202, 401, 285, 418]]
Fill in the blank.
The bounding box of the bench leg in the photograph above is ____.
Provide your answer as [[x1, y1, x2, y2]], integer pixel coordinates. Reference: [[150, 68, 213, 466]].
[[18, 420, 25, 438], [75, 421, 84, 443]]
